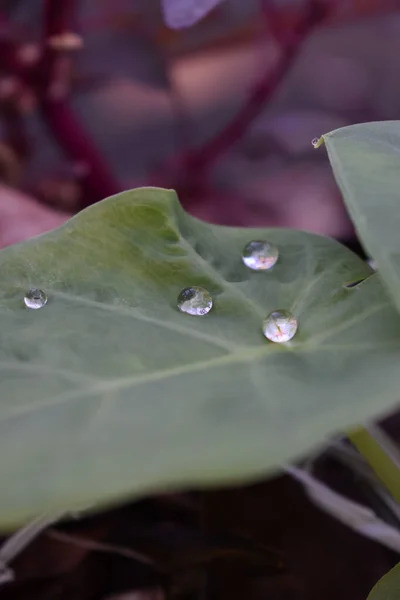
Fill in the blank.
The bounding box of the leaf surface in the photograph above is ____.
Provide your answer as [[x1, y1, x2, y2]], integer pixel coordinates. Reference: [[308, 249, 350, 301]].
[[0, 187, 399, 527], [322, 121, 400, 312], [367, 562, 400, 600]]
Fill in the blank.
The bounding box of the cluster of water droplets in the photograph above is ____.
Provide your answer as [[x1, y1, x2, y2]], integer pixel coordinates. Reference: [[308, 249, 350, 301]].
[[22, 236, 298, 342], [176, 239, 298, 343]]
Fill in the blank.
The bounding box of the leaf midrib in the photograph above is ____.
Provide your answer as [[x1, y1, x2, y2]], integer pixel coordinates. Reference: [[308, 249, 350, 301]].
[[1, 298, 393, 423]]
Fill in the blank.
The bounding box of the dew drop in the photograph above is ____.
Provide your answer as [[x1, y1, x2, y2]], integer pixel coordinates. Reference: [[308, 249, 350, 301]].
[[24, 288, 47, 309], [311, 137, 319, 148], [242, 240, 278, 271], [177, 286, 213, 316], [262, 310, 298, 343]]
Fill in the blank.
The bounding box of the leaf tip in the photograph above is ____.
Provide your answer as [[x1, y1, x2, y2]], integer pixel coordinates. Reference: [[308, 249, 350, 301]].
[[312, 136, 325, 149]]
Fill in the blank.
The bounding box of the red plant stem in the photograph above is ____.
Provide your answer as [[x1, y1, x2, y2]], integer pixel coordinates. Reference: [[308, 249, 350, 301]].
[[43, 0, 78, 37], [181, 0, 327, 175], [262, 0, 297, 45], [0, 4, 120, 205], [0, 39, 23, 75], [0, 38, 31, 161], [3, 100, 29, 159], [41, 99, 121, 202], [36, 0, 120, 205]]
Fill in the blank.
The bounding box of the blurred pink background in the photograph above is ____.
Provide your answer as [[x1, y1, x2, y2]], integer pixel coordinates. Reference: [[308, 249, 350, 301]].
[[0, 0, 399, 247]]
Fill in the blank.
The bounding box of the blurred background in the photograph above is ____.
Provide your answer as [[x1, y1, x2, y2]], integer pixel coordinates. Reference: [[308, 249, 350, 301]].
[[2, 1, 400, 600], [0, 0, 399, 249]]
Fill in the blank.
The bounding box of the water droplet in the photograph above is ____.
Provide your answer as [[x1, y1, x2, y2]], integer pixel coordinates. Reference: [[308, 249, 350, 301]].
[[242, 240, 278, 271], [24, 288, 47, 309], [262, 310, 298, 343], [311, 137, 319, 147], [177, 286, 213, 316]]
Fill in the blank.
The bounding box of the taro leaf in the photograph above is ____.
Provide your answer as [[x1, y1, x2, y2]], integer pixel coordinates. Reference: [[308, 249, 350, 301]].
[[1, 187, 400, 528], [320, 121, 400, 313], [367, 563, 400, 600]]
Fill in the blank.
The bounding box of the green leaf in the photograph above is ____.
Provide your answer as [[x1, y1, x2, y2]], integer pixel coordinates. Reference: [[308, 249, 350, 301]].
[[367, 563, 400, 600], [321, 121, 400, 312], [1, 187, 400, 528]]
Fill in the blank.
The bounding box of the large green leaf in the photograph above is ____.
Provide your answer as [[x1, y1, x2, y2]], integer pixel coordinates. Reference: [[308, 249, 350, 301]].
[[1, 187, 400, 528], [367, 563, 400, 600], [320, 121, 400, 312]]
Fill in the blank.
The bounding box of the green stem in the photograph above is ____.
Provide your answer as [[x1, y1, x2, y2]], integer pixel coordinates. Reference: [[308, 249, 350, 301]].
[[348, 425, 400, 504]]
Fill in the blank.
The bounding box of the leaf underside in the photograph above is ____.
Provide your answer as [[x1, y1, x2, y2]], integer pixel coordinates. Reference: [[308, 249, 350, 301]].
[[0, 187, 399, 528]]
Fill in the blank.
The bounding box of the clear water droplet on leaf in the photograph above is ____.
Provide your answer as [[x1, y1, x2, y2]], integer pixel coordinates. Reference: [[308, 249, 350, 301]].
[[262, 310, 298, 343], [24, 288, 47, 309], [177, 286, 213, 316], [311, 137, 319, 147], [242, 240, 278, 271]]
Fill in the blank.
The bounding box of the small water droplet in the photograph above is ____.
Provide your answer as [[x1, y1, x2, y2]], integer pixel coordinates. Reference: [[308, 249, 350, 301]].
[[262, 310, 298, 343], [24, 288, 47, 309], [242, 240, 278, 271], [177, 286, 213, 316], [311, 137, 319, 147]]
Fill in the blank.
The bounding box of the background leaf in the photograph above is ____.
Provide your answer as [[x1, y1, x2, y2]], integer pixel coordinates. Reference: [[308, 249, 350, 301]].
[[367, 562, 400, 600], [321, 120, 400, 312], [161, 0, 225, 29], [1, 187, 400, 528]]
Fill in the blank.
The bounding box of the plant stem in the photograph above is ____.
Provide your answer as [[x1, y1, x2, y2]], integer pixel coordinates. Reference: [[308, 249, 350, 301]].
[[0, 510, 67, 586], [181, 0, 327, 174], [348, 425, 400, 504], [38, 0, 120, 206], [0, 3, 121, 205]]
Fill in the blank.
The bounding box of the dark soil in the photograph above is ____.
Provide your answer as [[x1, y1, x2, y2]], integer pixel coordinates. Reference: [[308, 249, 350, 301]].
[[1, 469, 397, 600]]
